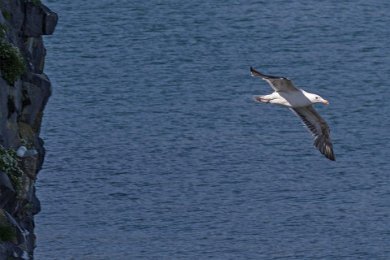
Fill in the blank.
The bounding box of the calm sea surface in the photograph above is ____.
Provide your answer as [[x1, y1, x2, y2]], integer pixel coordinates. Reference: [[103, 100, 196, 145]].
[[35, 0, 390, 259]]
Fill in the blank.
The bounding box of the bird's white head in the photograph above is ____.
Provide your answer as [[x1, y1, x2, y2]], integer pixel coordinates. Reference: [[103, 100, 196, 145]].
[[309, 94, 329, 105]]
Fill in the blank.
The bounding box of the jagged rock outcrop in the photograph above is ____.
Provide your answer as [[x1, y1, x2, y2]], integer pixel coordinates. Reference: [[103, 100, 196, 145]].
[[0, 0, 57, 259]]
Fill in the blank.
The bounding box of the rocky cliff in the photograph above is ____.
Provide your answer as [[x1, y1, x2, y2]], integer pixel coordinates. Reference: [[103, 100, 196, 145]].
[[0, 0, 57, 259]]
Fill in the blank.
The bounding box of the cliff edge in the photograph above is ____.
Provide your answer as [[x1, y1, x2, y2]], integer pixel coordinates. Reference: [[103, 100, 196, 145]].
[[0, 0, 57, 259]]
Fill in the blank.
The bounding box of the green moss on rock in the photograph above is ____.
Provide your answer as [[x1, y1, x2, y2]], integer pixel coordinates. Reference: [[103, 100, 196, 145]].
[[0, 225, 16, 242], [19, 122, 35, 148], [31, 0, 42, 6], [0, 24, 7, 38], [1, 10, 11, 21], [0, 210, 16, 242], [0, 145, 23, 196], [0, 41, 26, 85]]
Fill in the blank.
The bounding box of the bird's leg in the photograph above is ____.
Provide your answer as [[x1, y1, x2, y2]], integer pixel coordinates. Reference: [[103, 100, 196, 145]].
[[253, 95, 271, 103]]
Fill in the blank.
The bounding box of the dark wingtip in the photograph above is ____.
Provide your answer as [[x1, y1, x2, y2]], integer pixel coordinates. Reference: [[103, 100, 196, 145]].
[[250, 66, 262, 77], [325, 145, 336, 161], [250, 67, 284, 79], [325, 149, 336, 161], [314, 137, 336, 161]]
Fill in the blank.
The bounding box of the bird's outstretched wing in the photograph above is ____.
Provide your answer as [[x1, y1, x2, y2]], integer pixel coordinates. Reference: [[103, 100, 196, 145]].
[[250, 67, 298, 92], [290, 106, 335, 161]]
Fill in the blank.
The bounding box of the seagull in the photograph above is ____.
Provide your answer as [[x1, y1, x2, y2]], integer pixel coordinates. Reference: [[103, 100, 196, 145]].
[[250, 67, 335, 161]]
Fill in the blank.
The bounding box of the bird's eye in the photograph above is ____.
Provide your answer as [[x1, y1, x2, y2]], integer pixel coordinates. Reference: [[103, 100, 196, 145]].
[[315, 97, 318, 99]]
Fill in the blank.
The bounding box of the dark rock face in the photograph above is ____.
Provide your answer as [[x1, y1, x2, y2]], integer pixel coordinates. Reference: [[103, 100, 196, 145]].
[[21, 72, 52, 131], [0, 171, 16, 209], [0, 0, 57, 259], [23, 3, 58, 37]]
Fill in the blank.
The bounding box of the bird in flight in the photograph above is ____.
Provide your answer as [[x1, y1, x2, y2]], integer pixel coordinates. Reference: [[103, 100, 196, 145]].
[[250, 67, 335, 161]]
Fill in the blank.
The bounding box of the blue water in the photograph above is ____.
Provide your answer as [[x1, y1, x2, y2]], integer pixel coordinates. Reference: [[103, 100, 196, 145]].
[[35, 0, 390, 259]]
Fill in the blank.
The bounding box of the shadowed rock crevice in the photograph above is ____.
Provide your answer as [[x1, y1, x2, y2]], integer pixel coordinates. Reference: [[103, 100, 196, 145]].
[[0, 0, 57, 258]]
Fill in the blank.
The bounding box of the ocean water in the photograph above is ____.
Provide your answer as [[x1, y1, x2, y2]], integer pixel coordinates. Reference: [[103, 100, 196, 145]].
[[35, 0, 390, 259]]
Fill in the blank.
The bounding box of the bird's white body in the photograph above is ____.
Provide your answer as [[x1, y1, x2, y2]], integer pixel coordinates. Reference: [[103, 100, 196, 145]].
[[259, 89, 317, 108]]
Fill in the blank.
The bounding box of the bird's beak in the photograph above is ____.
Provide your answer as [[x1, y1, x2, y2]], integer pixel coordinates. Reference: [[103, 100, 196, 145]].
[[323, 100, 329, 105]]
